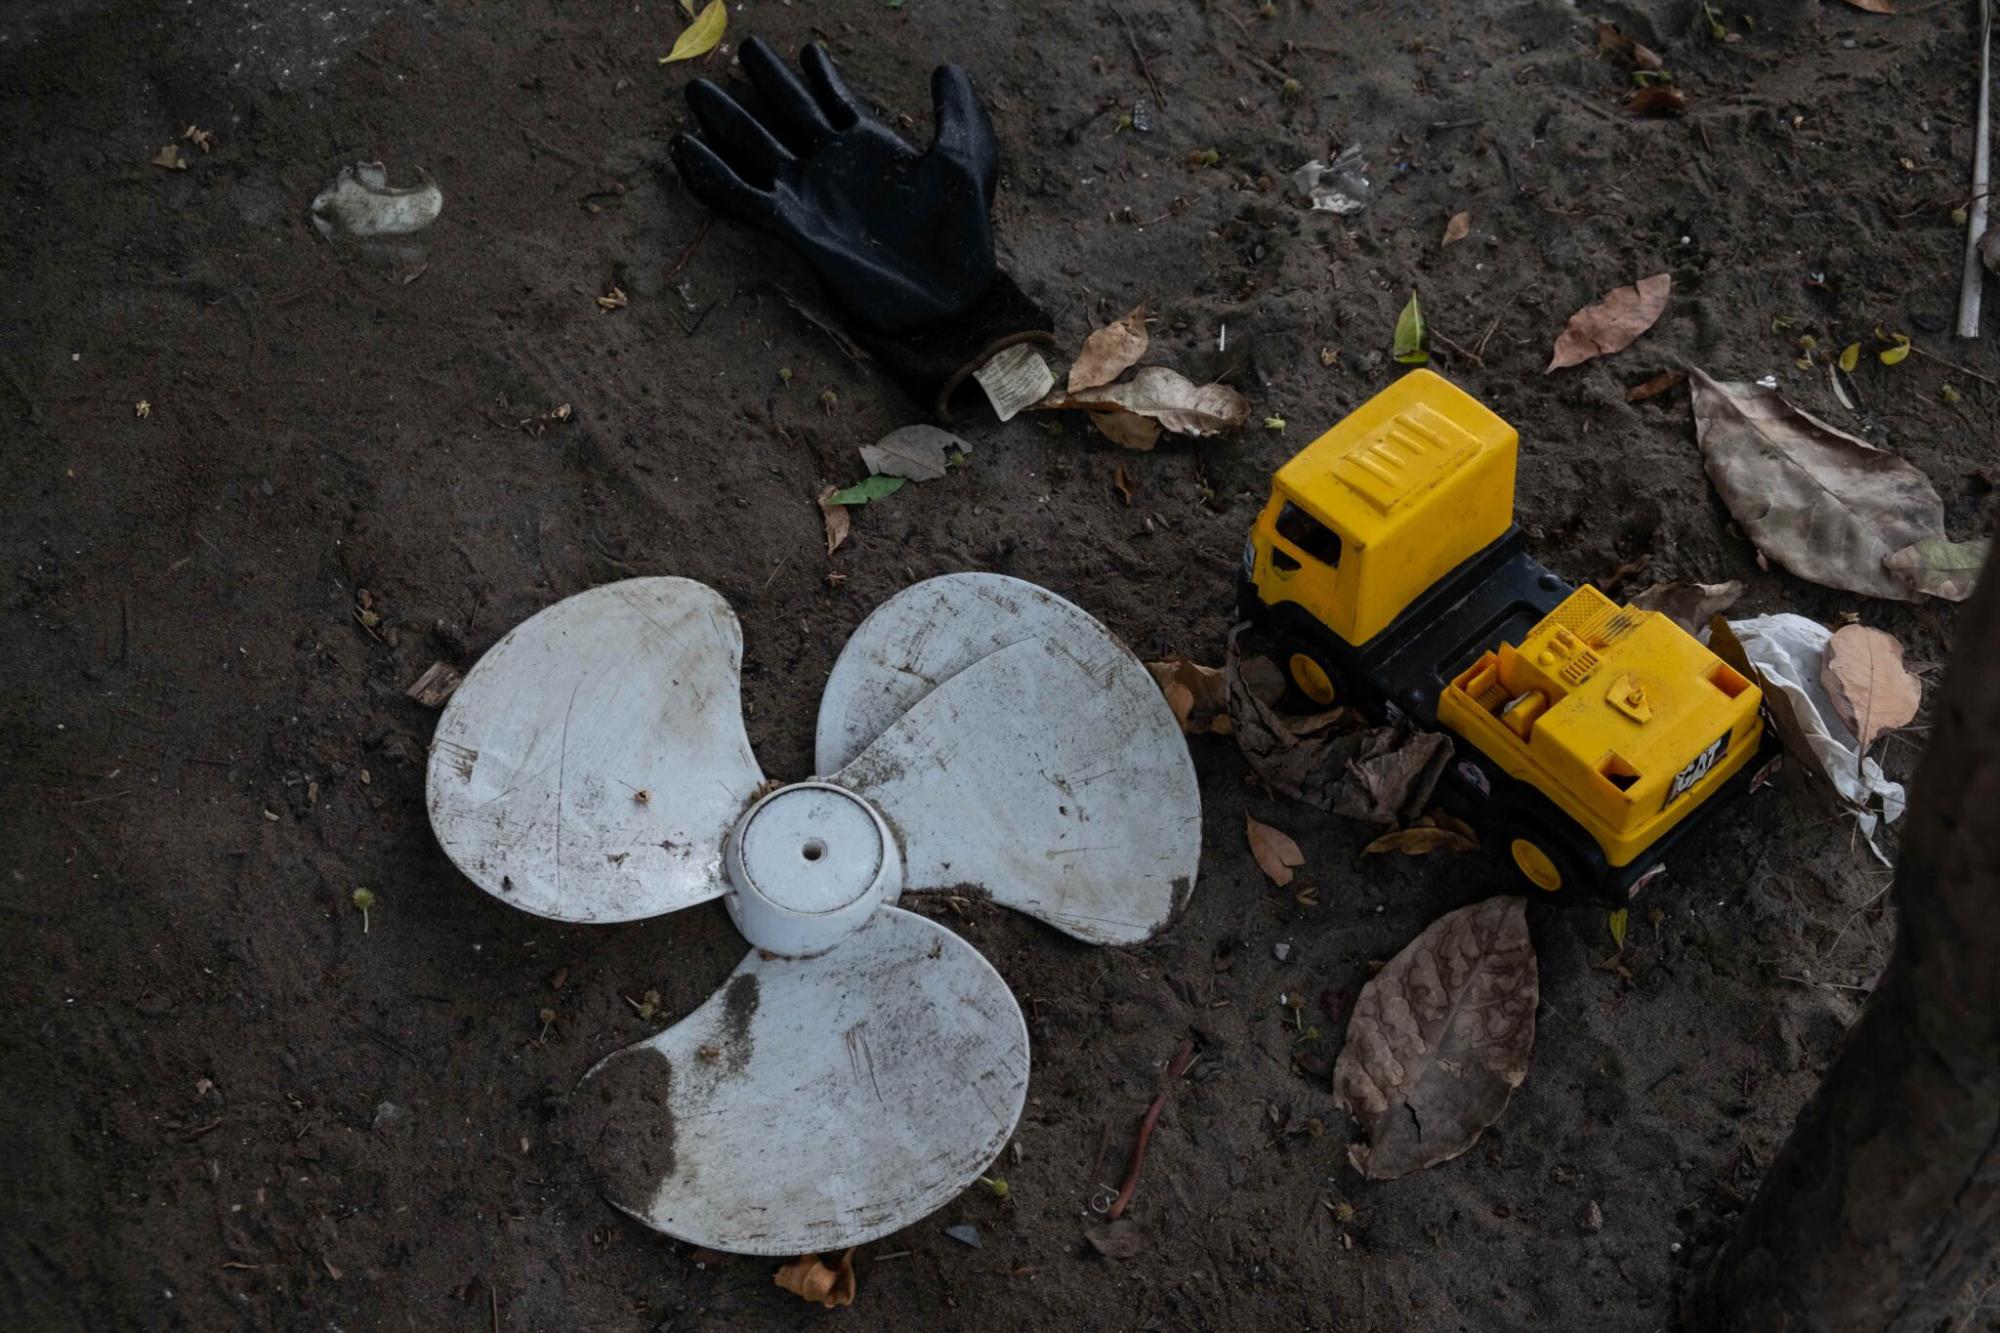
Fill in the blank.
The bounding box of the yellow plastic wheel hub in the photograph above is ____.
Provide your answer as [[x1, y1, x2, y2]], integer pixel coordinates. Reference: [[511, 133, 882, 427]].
[[1510, 837, 1563, 892], [1289, 652, 1337, 706]]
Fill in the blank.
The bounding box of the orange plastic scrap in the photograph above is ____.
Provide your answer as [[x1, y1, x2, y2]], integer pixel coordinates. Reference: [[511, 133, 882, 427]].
[[774, 1249, 857, 1308]]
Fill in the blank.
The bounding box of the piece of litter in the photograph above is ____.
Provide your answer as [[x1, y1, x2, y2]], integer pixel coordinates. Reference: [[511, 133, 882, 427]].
[[944, 1223, 982, 1248], [1290, 144, 1370, 215], [310, 162, 443, 238], [1273, 942, 1291, 961], [406, 662, 465, 709], [973, 344, 1055, 422]]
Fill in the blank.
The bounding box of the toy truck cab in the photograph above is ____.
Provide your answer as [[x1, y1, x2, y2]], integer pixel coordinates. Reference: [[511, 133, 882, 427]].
[[1241, 370, 1775, 898]]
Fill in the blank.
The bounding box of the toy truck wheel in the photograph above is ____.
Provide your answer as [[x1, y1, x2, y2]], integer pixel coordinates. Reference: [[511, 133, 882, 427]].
[[1287, 651, 1340, 706], [1505, 825, 1589, 895]]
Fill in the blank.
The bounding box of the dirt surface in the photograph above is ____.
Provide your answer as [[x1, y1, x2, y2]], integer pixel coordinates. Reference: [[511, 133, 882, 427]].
[[4, 0, 1996, 1328]]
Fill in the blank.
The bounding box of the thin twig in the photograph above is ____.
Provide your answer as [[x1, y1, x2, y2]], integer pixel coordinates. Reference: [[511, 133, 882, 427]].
[[1113, 5, 1166, 108], [663, 217, 713, 284], [1908, 343, 2000, 388]]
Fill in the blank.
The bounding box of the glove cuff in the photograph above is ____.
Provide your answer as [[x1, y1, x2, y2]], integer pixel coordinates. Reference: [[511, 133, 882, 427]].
[[851, 271, 1054, 422]]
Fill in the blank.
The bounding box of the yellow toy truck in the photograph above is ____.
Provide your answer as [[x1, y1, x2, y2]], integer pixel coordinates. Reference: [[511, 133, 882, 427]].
[[1240, 369, 1779, 899]]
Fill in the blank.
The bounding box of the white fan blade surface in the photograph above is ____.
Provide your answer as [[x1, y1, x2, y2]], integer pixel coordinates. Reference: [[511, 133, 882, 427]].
[[815, 572, 1131, 774], [834, 636, 1200, 946], [575, 906, 1028, 1255], [426, 578, 763, 924]]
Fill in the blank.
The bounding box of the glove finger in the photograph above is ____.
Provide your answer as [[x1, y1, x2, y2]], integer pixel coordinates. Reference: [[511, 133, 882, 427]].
[[799, 42, 865, 131], [740, 35, 838, 152], [670, 133, 779, 229], [686, 79, 794, 187], [929, 65, 998, 198]]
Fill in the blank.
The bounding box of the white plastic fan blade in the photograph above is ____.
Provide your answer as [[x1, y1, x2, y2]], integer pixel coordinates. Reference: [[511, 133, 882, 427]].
[[833, 635, 1200, 946], [425, 578, 763, 924], [576, 906, 1028, 1255], [815, 572, 1132, 774]]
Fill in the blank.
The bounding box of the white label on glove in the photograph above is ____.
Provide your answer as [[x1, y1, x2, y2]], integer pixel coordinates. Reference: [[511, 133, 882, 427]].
[[974, 344, 1054, 422]]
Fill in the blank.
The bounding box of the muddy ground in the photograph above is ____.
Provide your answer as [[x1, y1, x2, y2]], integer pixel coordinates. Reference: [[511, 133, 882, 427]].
[[4, 0, 1996, 1328]]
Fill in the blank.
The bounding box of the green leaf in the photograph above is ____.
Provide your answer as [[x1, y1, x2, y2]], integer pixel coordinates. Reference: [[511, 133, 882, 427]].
[[1393, 291, 1428, 365], [660, 0, 725, 64], [827, 475, 907, 505], [1607, 907, 1629, 952]]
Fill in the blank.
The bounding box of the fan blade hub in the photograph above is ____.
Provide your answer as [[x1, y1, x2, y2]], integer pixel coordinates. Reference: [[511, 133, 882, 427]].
[[724, 782, 901, 957]]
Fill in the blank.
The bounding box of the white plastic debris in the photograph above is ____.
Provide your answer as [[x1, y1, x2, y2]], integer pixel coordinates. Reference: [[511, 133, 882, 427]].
[[310, 162, 442, 238], [1729, 613, 1906, 861], [1291, 144, 1371, 215]]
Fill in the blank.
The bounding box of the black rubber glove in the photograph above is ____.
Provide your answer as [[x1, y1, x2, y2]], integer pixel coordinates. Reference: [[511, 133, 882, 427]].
[[670, 38, 1053, 420]]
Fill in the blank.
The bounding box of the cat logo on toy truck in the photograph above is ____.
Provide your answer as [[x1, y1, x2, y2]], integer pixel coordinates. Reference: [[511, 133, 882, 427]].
[[1240, 369, 1778, 899]]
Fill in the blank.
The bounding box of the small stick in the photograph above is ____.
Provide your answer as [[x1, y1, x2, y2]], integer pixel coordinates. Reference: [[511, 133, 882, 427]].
[[1113, 6, 1166, 109], [1106, 1038, 1196, 1220], [663, 218, 713, 284], [1908, 342, 2000, 388], [1957, 0, 1992, 338]]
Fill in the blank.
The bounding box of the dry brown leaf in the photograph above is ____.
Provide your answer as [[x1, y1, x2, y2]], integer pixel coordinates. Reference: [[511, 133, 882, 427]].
[[1083, 1219, 1144, 1259], [1440, 211, 1471, 247], [1334, 896, 1537, 1180], [816, 485, 850, 557], [1690, 369, 1957, 601], [1547, 274, 1671, 372], [1596, 21, 1664, 70], [1146, 658, 1232, 735], [1821, 625, 1921, 753], [1090, 409, 1163, 451], [1883, 537, 1988, 602], [1038, 366, 1250, 439], [1111, 463, 1135, 506], [1841, 0, 1895, 11], [773, 1249, 855, 1308], [1624, 85, 1688, 116], [1068, 301, 1150, 393], [1246, 814, 1305, 886], [1332, 727, 1453, 826], [1627, 580, 1745, 635], [860, 424, 969, 481], [1224, 637, 1361, 808], [151, 145, 187, 171], [1363, 812, 1479, 856], [1625, 368, 1688, 402]]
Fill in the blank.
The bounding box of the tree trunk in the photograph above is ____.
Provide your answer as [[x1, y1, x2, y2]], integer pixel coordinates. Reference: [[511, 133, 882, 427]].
[[1690, 553, 2000, 1330]]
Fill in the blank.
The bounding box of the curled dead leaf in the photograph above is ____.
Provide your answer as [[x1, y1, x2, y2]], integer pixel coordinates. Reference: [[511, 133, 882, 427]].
[[1246, 814, 1305, 887], [1334, 896, 1537, 1180], [816, 485, 851, 557], [1083, 1219, 1144, 1259], [1547, 274, 1671, 372], [1440, 211, 1471, 247], [1069, 301, 1150, 393], [1821, 624, 1921, 753], [1146, 658, 1232, 735], [1037, 366, 1250, 439], [1363, 811, 1479, 856], [1224, 636, 1360, 808], [1596, 21, 1664, 70], [1624, 85, 1688, 116], [773, 1249, 856, 1308], [1627, 580, 1744, 636], [1625, 368, 1688, 402], [1090, 409, 1163, 451]]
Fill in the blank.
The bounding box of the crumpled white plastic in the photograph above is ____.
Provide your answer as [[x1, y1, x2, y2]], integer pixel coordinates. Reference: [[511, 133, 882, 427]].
[[1730, 613, 1906, 862]]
